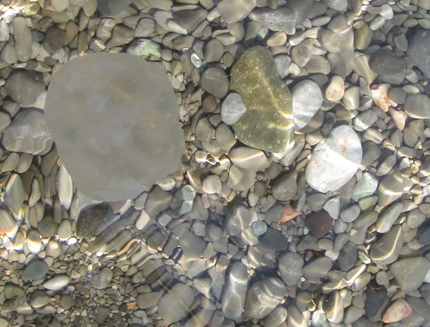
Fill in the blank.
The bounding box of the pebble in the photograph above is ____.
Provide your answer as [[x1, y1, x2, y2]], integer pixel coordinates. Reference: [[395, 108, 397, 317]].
[[244, 277, 286, 319], [249, 7, 297, 34], [318, 29, 341, 53], [403, 94, 430, 119], [342, 86, 360, 110], [43, 27, 66, 53], [21, 259, 49, 281], [0, 209, 18, 239], [5, 71, 45, 106], [378, 167, 404, 207], [305, 125, 362, 193], [369, 49, 407, 76], [76, 203, 115, 238], [97, 0, 133, 16], [303, 257, 332, 282], [324, 291, 344, 324], [407, 29, 430, 78], [2, 108, 53, 155], [375, 202, 403, 233], [221, 93, 247, 125], [352, 172, 378, 201], [390, 257, 430, 291], [271, 171, 298, 202], [202, 175, 222, 194], [230, 147, 270, 170], [292, 80, 323, 130], [305, 211, 333, 238], [43, 275, 70, 291], [230, 46, 294, 152], [201, 67, 229, 99], [382, 298, 412, 323], [217, 0, 256, 24], [259, 227, 289, 251], [225, 202, 252, 236], [173, 9, 207, 34], [93, 267, 113, 289], [157, 283, 195, 324], [278, 252, 304, 285], [291, 40, 313, 67], [325, 75, 345, 102], [369, 225, 403, 265], [353, 110, 377, 132], [136, 292, 161, 309], [222, 261, 248, 320]]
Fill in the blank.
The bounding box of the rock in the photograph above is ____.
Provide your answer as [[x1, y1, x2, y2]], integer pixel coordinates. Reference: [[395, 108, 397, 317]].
[[76, 203, 115, 238], [292, 80, 323, 130], [271, 171, 298, 202], [5, 71, 45, 106], [157, 283, 195, 324], [338, 241, 357, 271], [126, 39, 161, 58], [322, 0, 347, 11], [222, 261, 248, 320], [404, 94, 430, 119], [364, 282, 387, 320], [383, 299, 412, 323], [230, 46, 294, 153], [323, 291, 344, 324], [0, 209, 18, 239], [225, 201, 252, 236], [249, 7, 297, 34], [325, 75, 345, 102], [369, 225, 403, 265], [173, 9, 207, 34], [407, 29, 430, 78], [353, 110, 377, 132], [378, 167, 403, 207], [303, 257, 332, 282], [44, 53, 185, 201], [369, 49, 406, 76], [217, 0, 256, 24], [259, 227, 289, 251], [201, 67, 229, 99], [2, 108, 53, 155], [244, 278, 286, 319], [43, 27, 66, 53], [305, 211, 333, 238], [278, 252, 304, 286], [22, 260, 49, 281], [43, 275, 70, 291], [390, 257, 430, 291], [136, 292, 161, 309], [375, 202, 403, 233], [318, 29, 342, 53], [97, 0, 133, 16], [230, 147, 270, 170], [221, 93, 247, 125], [305, 125, 362, 193], [93, 267, 113, 290], [352, 172, 378, 201]]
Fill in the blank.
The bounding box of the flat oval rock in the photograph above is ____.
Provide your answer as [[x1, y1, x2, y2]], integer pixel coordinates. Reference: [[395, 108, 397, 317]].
[[305, 125, 362, 193], [230, 46, 294, 153], [44, 53, 185, 201]]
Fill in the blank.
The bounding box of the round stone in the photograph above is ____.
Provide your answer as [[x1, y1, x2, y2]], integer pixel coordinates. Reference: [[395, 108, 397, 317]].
[[221, 93, 247, 125], [201, 67, 229, 99], [5, 71, 45, 105], [292, 80, 323, 130], [404, 94, 430, 119], [22, 260, 49, 281]]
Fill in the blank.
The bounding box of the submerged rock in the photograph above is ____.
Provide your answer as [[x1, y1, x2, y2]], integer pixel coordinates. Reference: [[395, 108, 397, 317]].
[[305, 125, 362, 193], [230, 46, 294, 153], [45, 53, 185, 201]]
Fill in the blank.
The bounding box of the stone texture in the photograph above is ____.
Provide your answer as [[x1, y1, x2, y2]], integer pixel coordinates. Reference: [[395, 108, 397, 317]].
[[97, 0, 133, 16], [407, 29, 430, 78], [230, 46, 294, 153], [44, 53, 184, 201], [390, 257, 430, 291], [5, 71, 45, 106]]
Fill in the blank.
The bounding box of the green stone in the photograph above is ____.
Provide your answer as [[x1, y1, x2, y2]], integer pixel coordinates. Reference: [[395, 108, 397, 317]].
[[230, 46, 294, 153]]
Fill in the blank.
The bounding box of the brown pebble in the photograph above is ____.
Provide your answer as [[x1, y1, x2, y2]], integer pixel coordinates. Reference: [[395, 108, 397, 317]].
[[305, 210, 333, 238], [382, 298, 412, 323]]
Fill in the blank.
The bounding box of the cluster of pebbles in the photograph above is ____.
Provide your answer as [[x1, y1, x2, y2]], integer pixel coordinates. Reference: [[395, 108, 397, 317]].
[[2, 0, 430, 326]]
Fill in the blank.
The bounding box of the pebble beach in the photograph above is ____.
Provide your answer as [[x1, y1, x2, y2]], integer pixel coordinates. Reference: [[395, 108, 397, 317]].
[[1, 0, 430, 326]]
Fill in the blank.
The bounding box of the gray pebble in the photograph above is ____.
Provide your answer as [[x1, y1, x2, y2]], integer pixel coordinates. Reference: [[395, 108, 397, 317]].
[[249, 7, 297, 34], [5, 71, 45, 106], [222, 261, 248, 320], [201, 67, 229, 99], [390, 257, 430, 291], [93, 267, 113, 290], [278, 252, 304, 285]]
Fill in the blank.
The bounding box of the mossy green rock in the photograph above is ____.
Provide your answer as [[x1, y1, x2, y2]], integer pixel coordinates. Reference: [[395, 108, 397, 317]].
[[230, 46, 294, 153]]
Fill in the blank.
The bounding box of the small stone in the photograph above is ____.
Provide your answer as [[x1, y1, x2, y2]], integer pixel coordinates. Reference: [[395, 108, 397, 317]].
[[303, 257, 332, 282], [325, 75, 345, 102], [278, 252, 304, 286], [404, 94, 430, 119], [249, 7, 297, 34], [230, 147, 270, 170], [157, 283, 195, 324], [43, 275, 69, 291], [407, 29, 430, 78], [369, 49, 406, 76], [0, 209, 18, 239], [136, 292, 161, 309], [97, 0, 133, 16], [305, 125, 362, 193], [2, 108, 53, 155], [352, 172, 378, 201], [369, 225, 403, 265], [323, 291, 344, 324], [390, 257, 430, 291], [93, 267, 113, 290], [225, 201, 252, 236], [201, 67, 229, 99], [259, 227, 289, 251], [76, 203, 115, 238], [338, 241, 357, 271], [217, 0, 256, 24], [222, 261, 248, 320], [292, 80, 323, 130], [244, 278, 286, 319], [252, 221, 267, 236], [375, 202, 403, 233], [271, 171, 298, 202], [221, 93, 247, 125], [43, 27, 66, 53], [126, 39, 161, 58], [22, 260, 49, 281], [318, 29, 341, 53], [202, 175, 222, 194], [353, 110, 377, 132], [5, 71, 45, 106], [342, 86, 360, 110], [382, 299, 412, 323], [230, 46, 294, 152], [378, 168, 403, 207], [173, 9, 207, 34], [305, 211, 333, 238]]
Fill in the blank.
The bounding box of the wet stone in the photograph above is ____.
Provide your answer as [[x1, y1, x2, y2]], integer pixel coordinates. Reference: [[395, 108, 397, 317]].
[[364, 283, 387, 320], [217, 0, 256, 24], [5, 71, 45, 106], [225, 201, 252, 236], [353, 110, 377, 132], [230, 147, 270, 170], [305, 211, 333, 238], [403, 94, 430, 119], [221, 93, 247, 125], [76, 203, 115, 238], [278, 252, 304, 286], [230, 46, 294, 153], [382, 298, 412, 323], [378, 168, 403, 207], [407, 29, 430, 78], [244, 277, 286, 319], [93, 267, 113, 290], [390, 257, 430, 291], [43, 27, 66, 53], [369, 49, 406, 76], [375, 202, 403, 234], [222, 261, 248, 320], [2, 108, 53, 156], [173, 9, 207, 34], [338, 241, 357, 271], [305, 125, 362, 193], [157, 283, 195, 324], [271, 171, 297, 202], [324, 291, 344, 324], [22, 260, 49, 282], [43, 275, 69, 291], [303, 257, 332, 282], [97, 0, 133, 16], [249, 7, 297, 34], [352, 172, 378, 201], [259, 227, 289, 251], [292, 80, 323, 130], [370, 225, 403, 265], [201, 67, 229, 99]]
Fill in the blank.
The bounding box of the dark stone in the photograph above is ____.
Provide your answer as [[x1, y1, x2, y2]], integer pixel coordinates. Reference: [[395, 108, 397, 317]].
[[305, 210, 333, 238], [407, 29, 430, 78], [364, 282, 388, 320], [369, 49, 406, 76], [259, 227, 289, 251], [76, 203, 115, 238], [337, 241, 357, 271]]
